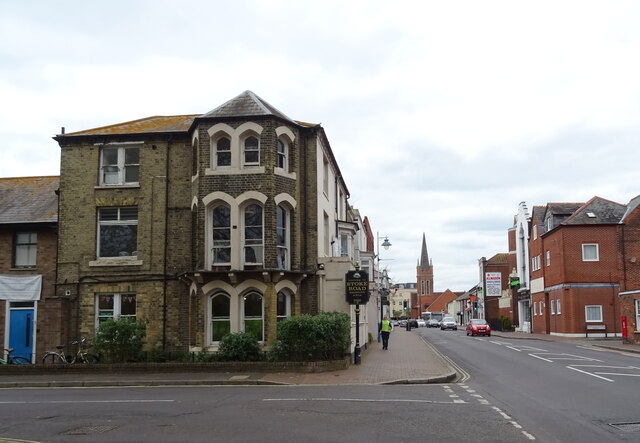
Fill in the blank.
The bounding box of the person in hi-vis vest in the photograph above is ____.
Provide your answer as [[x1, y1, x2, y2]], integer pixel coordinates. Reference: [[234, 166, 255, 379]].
[[380, 316, 393, 350]]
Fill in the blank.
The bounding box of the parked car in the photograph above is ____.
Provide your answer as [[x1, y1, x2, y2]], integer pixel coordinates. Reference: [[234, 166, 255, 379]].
[[398, 319, 408, 327], [440, 317, 457, 330], [417, 319, 427, 327], [466, 318, 491, 336], [426, 318, 441, 328], [409, 318, 418, 328]]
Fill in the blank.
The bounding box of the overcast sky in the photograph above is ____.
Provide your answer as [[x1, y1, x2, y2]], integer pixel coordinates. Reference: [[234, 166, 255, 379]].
[[2, 1, 639, 291]]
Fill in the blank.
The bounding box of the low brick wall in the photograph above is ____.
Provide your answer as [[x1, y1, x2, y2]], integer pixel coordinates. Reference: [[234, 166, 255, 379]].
[[0, 358, 351, 376]]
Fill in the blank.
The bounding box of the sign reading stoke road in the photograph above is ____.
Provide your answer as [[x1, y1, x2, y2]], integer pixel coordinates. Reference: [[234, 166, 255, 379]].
[[345, 270, 370, 305]]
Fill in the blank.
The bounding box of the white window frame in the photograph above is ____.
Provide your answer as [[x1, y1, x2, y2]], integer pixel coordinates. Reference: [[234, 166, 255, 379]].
[[585, 305, 603, 322], [13, 231, 37, 268], [211, 204, 231, 266], [277, 290, 292, 322], [100, 145, 140, 186], [582, 243, 599, 262], [214, 136, 232, 168], [556, 298, 561, 315], [546, 250, 551, 267], [550, 299, 556, 315], [95, 293, 136, 325], [242, 135, 260, 168], [533, 302, 538, 315], [531, 255, 541, 271], [532, 225, 537, 240], [242, 203, 263, 266], [276, 205, 289, 270], [546, 217, 553, 231], [209, 292, 231, 344], [97, 207, 138, 258], [276, 138, 288, 172], [243, 291, 264, 342], [635, 299, 640, 332]]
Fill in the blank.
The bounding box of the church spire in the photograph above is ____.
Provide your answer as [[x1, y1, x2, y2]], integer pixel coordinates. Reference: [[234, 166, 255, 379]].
[[419, 233, 430, 270]]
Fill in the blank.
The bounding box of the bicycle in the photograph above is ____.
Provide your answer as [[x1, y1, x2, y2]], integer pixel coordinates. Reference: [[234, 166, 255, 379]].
[[41, 338, 99, 364], [1, 348, 31, 365]]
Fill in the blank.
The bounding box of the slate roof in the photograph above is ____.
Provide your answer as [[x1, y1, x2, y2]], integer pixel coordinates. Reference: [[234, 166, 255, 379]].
[[563, 196, 626, 225], [202, 90, 296, 123], [0, 176, 59, 224]]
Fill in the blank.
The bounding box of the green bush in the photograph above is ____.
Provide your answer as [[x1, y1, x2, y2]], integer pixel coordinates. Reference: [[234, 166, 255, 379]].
[[92, 318, 146, 363], [499, 315, 512, 331], [268, 312, 351, 361], [217, 332, 262, 361]]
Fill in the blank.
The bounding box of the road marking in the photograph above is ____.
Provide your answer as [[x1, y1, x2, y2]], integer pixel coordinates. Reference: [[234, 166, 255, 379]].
[[566, 366, 614, 382], [508, 345, 547, 352], [262, 398, 466, 404], [0, 399, 175, 404], [530, 353, 602, 363]]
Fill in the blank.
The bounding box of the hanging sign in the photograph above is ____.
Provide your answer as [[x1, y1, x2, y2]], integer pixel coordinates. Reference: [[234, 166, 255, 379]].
[[345, 270, 370, 305]]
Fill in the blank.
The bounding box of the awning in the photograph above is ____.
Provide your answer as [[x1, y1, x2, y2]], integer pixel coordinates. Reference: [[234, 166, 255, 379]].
[[0, 275, 42, 301]]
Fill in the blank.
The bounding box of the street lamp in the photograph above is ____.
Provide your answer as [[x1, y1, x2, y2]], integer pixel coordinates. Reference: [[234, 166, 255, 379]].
[[376, 233, 392, 327]]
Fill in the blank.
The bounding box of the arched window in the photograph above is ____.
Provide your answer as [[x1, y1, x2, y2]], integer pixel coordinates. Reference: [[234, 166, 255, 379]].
[[243, 136, 260, 167], [243, 292, 263, 341], [277, 290, 291, 322], [210, 293, 230, 342], [244, 204, 263, 265], [276, 139, 288, 171], [212, 204, 231, 265], [276, 205, 289, 270], [216, 137, 231, 167]]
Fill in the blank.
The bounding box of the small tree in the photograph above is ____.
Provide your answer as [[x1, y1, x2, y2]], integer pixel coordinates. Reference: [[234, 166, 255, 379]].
[[92, 318, 146, 363]]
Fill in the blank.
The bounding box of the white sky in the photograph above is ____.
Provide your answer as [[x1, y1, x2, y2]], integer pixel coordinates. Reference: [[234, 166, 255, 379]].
[[2, 0, 639, 291]]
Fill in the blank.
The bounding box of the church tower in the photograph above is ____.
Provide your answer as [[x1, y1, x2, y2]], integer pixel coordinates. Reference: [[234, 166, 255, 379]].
[[416, 233, 436, 311]]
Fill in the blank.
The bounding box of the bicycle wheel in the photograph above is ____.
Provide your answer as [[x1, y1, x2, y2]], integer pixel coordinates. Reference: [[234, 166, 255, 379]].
[[42, 353, 65, 364], [80, 354, 99, 364], [10, 356, 31, 365]]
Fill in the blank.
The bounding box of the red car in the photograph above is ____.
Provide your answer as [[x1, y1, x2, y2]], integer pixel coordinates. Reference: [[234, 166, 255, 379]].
[[466, 319, 491, 336]]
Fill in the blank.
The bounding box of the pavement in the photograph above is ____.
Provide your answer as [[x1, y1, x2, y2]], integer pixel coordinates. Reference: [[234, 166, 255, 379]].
[[1, 327, 638, 389]]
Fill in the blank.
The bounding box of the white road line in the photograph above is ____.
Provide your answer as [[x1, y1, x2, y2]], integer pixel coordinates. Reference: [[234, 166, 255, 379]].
[[566, 366, 614, 382], [529, 353, 553, 362], [595, 372, 640, 377], [0, 399, 175, 404], [262, 398, 467, 404]]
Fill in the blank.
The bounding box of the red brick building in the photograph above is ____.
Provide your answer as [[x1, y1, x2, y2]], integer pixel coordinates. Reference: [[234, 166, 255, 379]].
[[529, 197, 625, 337], [618, 196, 640, 344]]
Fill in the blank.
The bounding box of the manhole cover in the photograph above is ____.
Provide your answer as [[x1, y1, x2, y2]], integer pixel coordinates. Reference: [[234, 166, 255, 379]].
[[66, 424, 117, 435], [610, 422, 640, 432]]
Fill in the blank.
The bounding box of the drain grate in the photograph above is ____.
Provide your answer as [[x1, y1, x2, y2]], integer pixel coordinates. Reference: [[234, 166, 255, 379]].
[[610, 422, 640, 432], [66, 424, 117, 435]]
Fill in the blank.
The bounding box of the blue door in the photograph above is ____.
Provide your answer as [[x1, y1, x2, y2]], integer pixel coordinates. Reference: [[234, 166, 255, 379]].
[[9, 309, 34, 361]]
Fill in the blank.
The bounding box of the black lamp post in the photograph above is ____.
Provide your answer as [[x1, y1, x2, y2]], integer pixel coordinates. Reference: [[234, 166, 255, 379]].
[[377, 234, 392, 326]]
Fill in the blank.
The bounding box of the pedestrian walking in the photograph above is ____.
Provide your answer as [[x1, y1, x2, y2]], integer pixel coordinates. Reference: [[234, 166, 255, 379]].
[[380, 316, 393, 350]]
